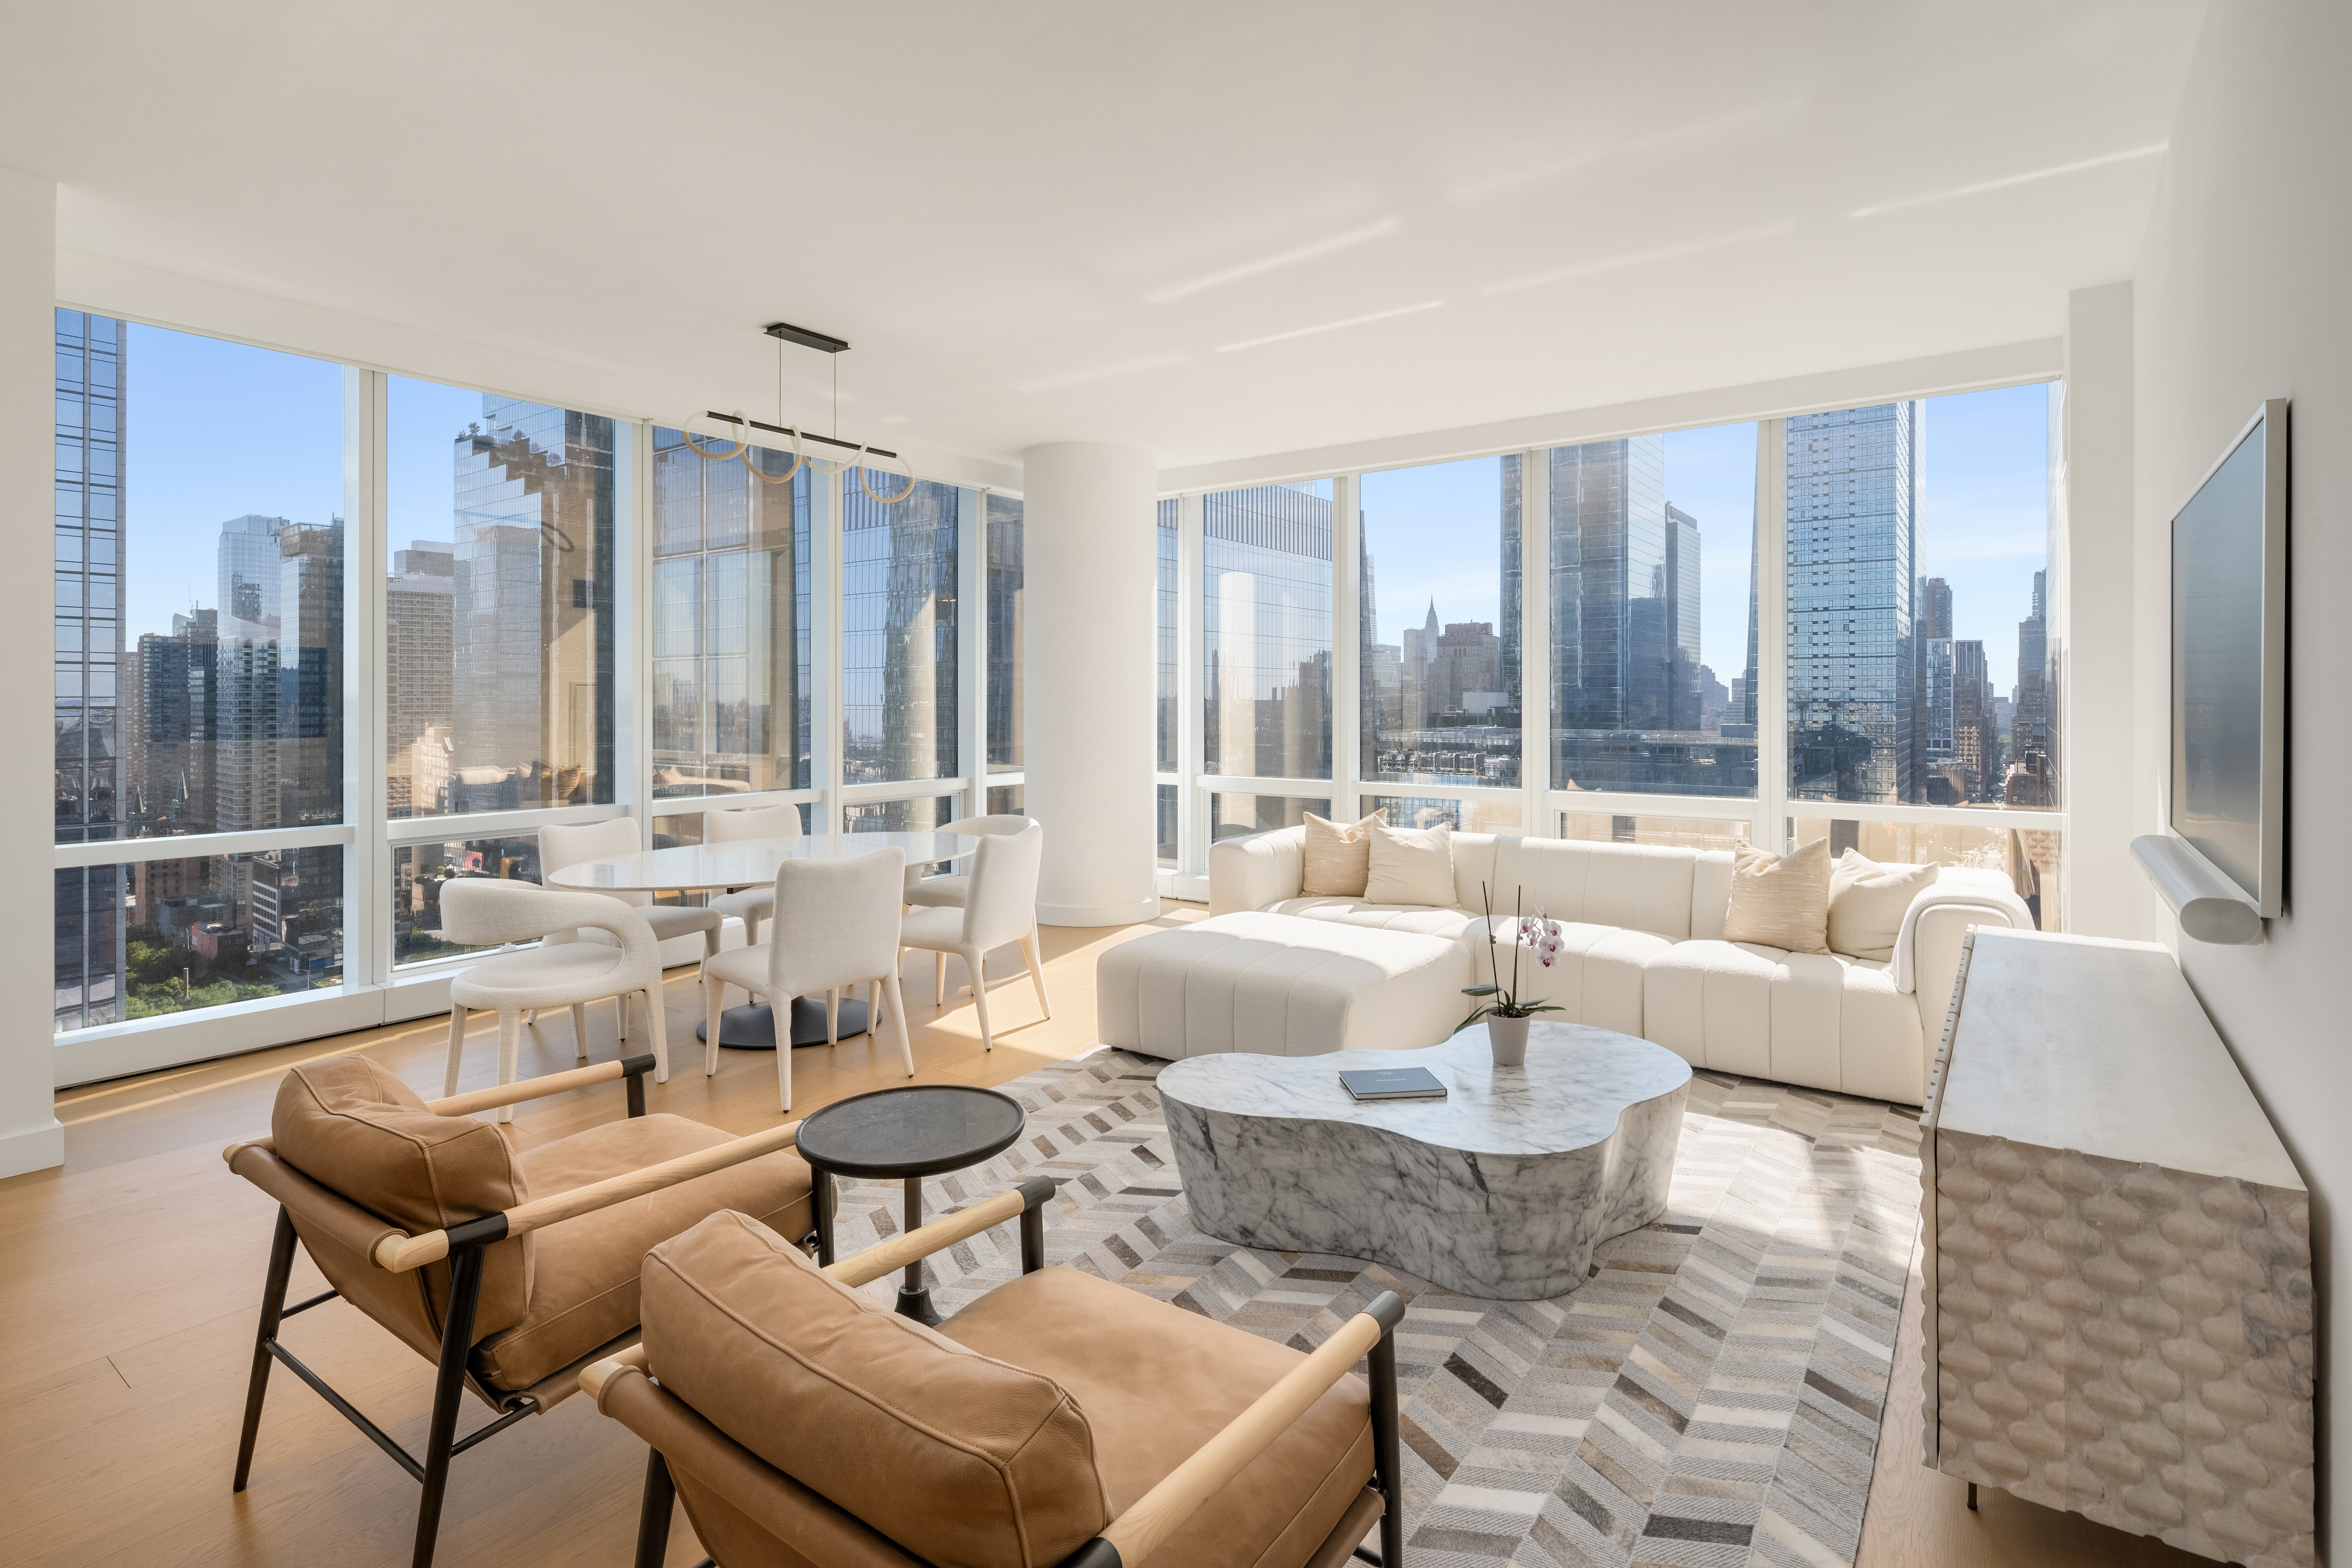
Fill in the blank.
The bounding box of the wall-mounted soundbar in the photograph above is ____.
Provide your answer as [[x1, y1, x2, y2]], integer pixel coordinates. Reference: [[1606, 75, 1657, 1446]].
[[2130, 833, 2264, 945]]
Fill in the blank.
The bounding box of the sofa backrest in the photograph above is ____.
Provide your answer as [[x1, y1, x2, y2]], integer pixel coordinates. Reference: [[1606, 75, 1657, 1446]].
[[1468, 837, 1704, 940]]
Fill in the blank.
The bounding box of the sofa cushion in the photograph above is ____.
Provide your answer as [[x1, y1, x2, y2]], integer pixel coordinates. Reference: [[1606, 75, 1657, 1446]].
[[1489, 837, 1704, 940], [1828, 850, 1938, 963], [1364, 819, 1455, 906], [1467, 916, 1668, 1037], [271, 1053, 532, 1340], [1300, 810, 1386, 897], [1266, 897, 1479, 944], [941, 1265, 1373, 1568], [474, 1114, 817, 1392], [641, 1210, 1107, 1568], [1642, 940, 1924, 1099], [1095, 913, 1468, 1059], [1722, 840, 1831, 954]]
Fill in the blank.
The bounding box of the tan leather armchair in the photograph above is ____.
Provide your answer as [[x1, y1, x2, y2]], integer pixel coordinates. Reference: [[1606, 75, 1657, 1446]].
[[584, 1182, 1407, 1568], [222, 1050, 819, 1568]]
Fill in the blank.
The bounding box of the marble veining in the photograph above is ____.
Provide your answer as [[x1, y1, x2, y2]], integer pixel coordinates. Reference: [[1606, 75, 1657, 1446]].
[[1160, 1023, 1690, 1299]]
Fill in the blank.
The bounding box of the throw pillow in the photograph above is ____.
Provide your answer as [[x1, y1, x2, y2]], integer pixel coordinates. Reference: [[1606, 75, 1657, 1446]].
[[1363, 820, 1456, 906], [1827, 849, 1938, 962], [1721, 838, 1832, 955], [1301, 809, 1389, 897]]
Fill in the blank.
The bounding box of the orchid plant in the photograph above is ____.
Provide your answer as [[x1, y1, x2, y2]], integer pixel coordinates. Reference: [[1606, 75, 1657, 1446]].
[[1457, 882, 1566, 1031]]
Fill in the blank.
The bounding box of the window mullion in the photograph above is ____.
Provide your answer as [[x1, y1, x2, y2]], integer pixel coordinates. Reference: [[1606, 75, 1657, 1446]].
[[345, 366, 388, 991], [1330, 474, 1361, 823], [1177, 492, 1207, 877], [1521, 448, 1551, 836], [1756, 417, 1791, 852]]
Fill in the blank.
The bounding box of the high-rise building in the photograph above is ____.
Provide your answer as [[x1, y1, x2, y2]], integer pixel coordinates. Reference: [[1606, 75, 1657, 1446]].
[[275, 519, 343, 828], [450, 399, 617, 811], [1432, 621, 1503, 716], [1399, 600, 1439, 731], [386, 541, 453, 816], [1950, 637, 1996, 800], [1497, 453, 1523, 708], [128, 608, 219, 832], [53, 310, 127, 1031], [841, 475, 959, 792], [1919, 575, 1953, 641], [1786, 403, 1921, 803], [1205, 483, 1332, 782], [1548, 439, 1745, 792], [2009, 568, 2055, 806]]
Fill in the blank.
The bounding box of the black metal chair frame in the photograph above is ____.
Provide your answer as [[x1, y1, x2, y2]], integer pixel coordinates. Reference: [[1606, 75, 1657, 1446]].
[[232, 1053, 657, 1568], [628, 1174, 1408, 1568]]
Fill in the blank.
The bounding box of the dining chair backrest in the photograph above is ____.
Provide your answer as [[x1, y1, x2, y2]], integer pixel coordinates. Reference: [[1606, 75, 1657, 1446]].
[[960, 823, 1044, 949], [439, 878, 660, 969], [705, 802, 804, 844], [767, 848, 906, 999], [938, 813, 1031, 840], [538, 817, 653, 909]]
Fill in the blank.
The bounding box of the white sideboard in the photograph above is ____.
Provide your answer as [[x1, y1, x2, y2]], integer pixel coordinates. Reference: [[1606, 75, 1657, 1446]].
[[1919, 927, 2314, 1568]]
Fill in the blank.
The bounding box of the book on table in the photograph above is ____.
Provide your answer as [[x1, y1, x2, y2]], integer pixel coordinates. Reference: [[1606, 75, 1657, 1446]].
[[1338, 1067, 1448, 1102]]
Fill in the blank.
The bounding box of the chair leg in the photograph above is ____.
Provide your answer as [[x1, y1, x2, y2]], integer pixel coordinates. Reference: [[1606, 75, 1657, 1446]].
[[773, 993, 792, 1112], [494, 1011, 523, 1124], [442, 1006, 467, 1098], [521, 1008, 537, 1028], [883, 973, 914, 1077], [702, 974, 724, 1076], [1370, 1326, 1405, 1568], [934, 949, 946, 1008], [617, 991, 630, 1041], [965, 948, 994, 1051], [641, 986, 670, 1083], [826, 988, 838, 1048], [569, 1002, 590, 1062], [1020, 925, 1052, 1018], [634, 1448, 677, 1568], [232, 1206, 298, 1492], [410, 1242, 487, 1568]]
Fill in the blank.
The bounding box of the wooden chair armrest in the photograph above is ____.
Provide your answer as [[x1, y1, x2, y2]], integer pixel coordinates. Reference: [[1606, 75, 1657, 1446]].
[[822, 1177, 1056, 1288], [425, 1053, 657, 1117], [579, 1342, 649, 1401], [373, 1117, 804, 1273], [221, 1054, 662, 1166], [1078, 1293, 1405, 1568]]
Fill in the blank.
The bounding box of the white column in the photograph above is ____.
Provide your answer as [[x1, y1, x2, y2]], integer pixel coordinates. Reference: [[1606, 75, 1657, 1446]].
[[0, 168, 65, 1178], [2060, 282, 2134, 937], [1022, 441, 1159, 926]]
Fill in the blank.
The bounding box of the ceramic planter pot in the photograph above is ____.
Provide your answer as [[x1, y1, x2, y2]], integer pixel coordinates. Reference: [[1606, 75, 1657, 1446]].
[[1486, 1014, 1530, 1067]]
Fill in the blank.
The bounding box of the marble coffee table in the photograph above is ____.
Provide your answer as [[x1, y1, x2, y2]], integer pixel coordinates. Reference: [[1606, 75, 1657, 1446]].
[[1157, 1022, 1691, 1299]]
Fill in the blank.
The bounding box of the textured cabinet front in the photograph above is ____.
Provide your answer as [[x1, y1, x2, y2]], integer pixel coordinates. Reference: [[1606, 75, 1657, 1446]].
[[1919, 929, 2314, 1568]]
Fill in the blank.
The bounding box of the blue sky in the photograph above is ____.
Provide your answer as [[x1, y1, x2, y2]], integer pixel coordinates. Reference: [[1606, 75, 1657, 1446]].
[[120, 323, 2051, 697]]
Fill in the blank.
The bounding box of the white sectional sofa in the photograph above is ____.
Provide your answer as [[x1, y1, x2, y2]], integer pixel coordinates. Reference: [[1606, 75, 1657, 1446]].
[[1150, 827, 2032, 1105]]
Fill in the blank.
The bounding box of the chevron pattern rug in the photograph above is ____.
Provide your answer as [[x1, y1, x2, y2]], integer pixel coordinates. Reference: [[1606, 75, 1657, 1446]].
[[825, 1049, 1923, 1568]]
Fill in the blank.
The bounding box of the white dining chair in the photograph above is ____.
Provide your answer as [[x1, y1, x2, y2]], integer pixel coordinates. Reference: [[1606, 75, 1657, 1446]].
[[538, 817, 722, 1049], [902, 813, 1031, 911], [438, 880, 671, 1121], [700, 847, 912, 1111], [897, 822, 1049, 1051], [703, 801, 804, 946]]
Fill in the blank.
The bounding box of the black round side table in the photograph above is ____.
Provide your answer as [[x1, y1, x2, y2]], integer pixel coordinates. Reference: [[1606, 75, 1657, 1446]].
[[795, 1084, 1027, 1324]]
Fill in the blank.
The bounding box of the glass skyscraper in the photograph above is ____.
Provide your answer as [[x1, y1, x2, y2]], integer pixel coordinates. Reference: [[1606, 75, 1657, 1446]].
[[54, 310, 126, 1031], [1204, 482, 1334, 784], [1786, 403, 1920, 803], [841, 475, 959, 793]]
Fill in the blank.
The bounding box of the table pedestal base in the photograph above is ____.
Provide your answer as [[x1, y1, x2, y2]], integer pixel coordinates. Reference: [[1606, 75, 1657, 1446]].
[[696, 997, 872, 1051]]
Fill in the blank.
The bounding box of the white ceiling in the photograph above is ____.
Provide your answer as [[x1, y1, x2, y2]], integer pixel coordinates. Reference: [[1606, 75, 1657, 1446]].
[[2, 2, 2205, 477]]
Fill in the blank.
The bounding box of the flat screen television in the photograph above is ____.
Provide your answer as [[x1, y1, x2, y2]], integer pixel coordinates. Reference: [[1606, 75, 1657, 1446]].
[[2169, 398, 2287, 915]]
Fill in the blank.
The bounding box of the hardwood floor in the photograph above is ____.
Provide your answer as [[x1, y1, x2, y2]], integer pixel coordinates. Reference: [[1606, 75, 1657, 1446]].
[[0, 902, 2207, 1568]]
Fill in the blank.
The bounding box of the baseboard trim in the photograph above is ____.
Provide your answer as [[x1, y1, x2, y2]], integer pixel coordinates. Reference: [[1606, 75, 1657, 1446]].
[[1036, 897, 1162, 929], [0, 1116, 65, 1179]]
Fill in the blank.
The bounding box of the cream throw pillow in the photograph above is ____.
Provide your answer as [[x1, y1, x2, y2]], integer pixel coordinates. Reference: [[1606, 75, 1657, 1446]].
[[1363, 820, 1456, 907], [1827, 849, 1938, 962], [1721, 838, 1832, 954], [1300, 809, 1388, 897]]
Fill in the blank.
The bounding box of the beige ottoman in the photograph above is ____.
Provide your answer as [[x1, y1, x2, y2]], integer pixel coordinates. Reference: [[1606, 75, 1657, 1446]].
[[1097, 912, 1470, 1061]]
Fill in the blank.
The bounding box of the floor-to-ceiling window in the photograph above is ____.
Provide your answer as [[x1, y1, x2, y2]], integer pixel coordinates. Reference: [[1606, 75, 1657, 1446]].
[[1203, 479, 1334, 838], [55, 315, 349, 1031], [1155, 498, 1180, 862], [841, 468, 958, 832], [985, 492, 1022, 816]]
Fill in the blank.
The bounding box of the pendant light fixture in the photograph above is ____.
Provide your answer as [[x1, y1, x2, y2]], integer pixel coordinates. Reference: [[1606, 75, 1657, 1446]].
[[678, 323, 915, 503]]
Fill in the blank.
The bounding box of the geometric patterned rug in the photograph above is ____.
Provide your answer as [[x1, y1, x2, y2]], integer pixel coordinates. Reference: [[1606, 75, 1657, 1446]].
[[822, 1048, 1924, 1568]]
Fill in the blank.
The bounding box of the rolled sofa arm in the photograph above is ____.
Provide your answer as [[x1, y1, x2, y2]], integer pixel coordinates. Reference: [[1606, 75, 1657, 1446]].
[[1893, 867, 2035, 1020], [1207, 826, 1307, 916]]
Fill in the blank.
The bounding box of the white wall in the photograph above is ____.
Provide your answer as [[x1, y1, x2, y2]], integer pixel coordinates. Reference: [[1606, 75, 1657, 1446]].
[[0, 169, 66, 1178], [2132, 1, 2348, 1552]]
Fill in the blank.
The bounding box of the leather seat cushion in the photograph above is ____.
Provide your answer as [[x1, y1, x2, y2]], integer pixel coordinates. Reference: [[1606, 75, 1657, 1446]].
[[639, 1210, 1107, 1568], [474, 1116, 815, 1391], [271, 1053, 532, 1338], [940, 1266, 1374, 1568]]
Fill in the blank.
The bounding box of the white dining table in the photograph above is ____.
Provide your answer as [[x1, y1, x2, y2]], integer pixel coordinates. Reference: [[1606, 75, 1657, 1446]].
[[546, 831, 978, 1050]]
